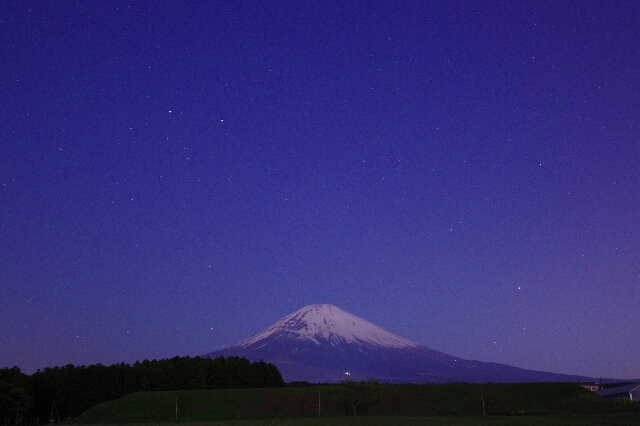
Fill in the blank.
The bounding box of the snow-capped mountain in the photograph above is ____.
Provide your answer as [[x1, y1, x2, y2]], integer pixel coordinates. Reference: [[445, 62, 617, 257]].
[[204, 304, 595, 384], [234, 304, 418, 349]]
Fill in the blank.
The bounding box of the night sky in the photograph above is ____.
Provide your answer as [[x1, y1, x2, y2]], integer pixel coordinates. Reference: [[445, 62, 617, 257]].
[[1, 2, 639, 379]]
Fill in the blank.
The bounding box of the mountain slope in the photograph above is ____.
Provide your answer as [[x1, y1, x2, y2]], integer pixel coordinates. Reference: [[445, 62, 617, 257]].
[[204, 304, 595, 383]]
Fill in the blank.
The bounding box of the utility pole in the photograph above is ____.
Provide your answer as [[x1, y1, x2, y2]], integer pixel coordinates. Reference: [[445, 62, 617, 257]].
[[175, 396, 178, 421], [481, 385, 486, 417], [318, 389, 321, 418], [49, 400, 60, 424]]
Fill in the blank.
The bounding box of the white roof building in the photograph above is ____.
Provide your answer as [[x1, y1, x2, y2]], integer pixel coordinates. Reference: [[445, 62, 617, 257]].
[[596, 383, 640, 401]]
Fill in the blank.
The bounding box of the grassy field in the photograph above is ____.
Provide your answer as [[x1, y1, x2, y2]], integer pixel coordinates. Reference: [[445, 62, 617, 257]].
[[69, 414, 640, 425], [70, 383, 639, 424]]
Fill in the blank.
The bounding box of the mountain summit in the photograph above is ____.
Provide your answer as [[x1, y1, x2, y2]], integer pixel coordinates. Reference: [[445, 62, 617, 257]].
[[233, 304, 418, 350], [205, 304, 592, 383]]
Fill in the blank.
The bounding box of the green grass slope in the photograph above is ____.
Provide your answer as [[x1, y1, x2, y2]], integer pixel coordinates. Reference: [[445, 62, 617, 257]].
[[72, 414, 640, 426], [70, 383, 638, 423]]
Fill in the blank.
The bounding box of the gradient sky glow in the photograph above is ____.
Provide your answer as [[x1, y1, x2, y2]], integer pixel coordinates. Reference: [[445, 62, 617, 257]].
[[1, 2, 639, 379]]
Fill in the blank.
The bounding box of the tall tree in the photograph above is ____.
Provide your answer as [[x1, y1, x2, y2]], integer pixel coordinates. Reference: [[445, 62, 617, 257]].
[[0, 380, 31, 421]]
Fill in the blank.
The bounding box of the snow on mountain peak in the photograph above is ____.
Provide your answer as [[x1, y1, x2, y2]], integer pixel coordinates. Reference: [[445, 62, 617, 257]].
[[234, 304, 419, 349]]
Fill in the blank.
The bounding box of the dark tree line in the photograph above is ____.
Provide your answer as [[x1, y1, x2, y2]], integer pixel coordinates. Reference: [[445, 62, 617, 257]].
[[0, 356, 283, 422]]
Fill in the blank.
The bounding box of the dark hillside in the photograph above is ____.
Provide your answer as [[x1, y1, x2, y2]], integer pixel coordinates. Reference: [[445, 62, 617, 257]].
[[71, 383, 638, 423]]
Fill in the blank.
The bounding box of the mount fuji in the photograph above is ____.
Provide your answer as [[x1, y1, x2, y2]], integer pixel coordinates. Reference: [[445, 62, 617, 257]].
[[204, 304, 592, 383]]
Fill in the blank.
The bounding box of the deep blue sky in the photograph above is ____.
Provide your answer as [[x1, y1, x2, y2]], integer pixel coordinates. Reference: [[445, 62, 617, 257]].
[[1, 1, 638, 379]]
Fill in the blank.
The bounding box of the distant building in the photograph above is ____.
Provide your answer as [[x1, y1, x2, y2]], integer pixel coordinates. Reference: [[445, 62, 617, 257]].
[[596, 383, 640, 400], [574, 381, 599, 391]]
